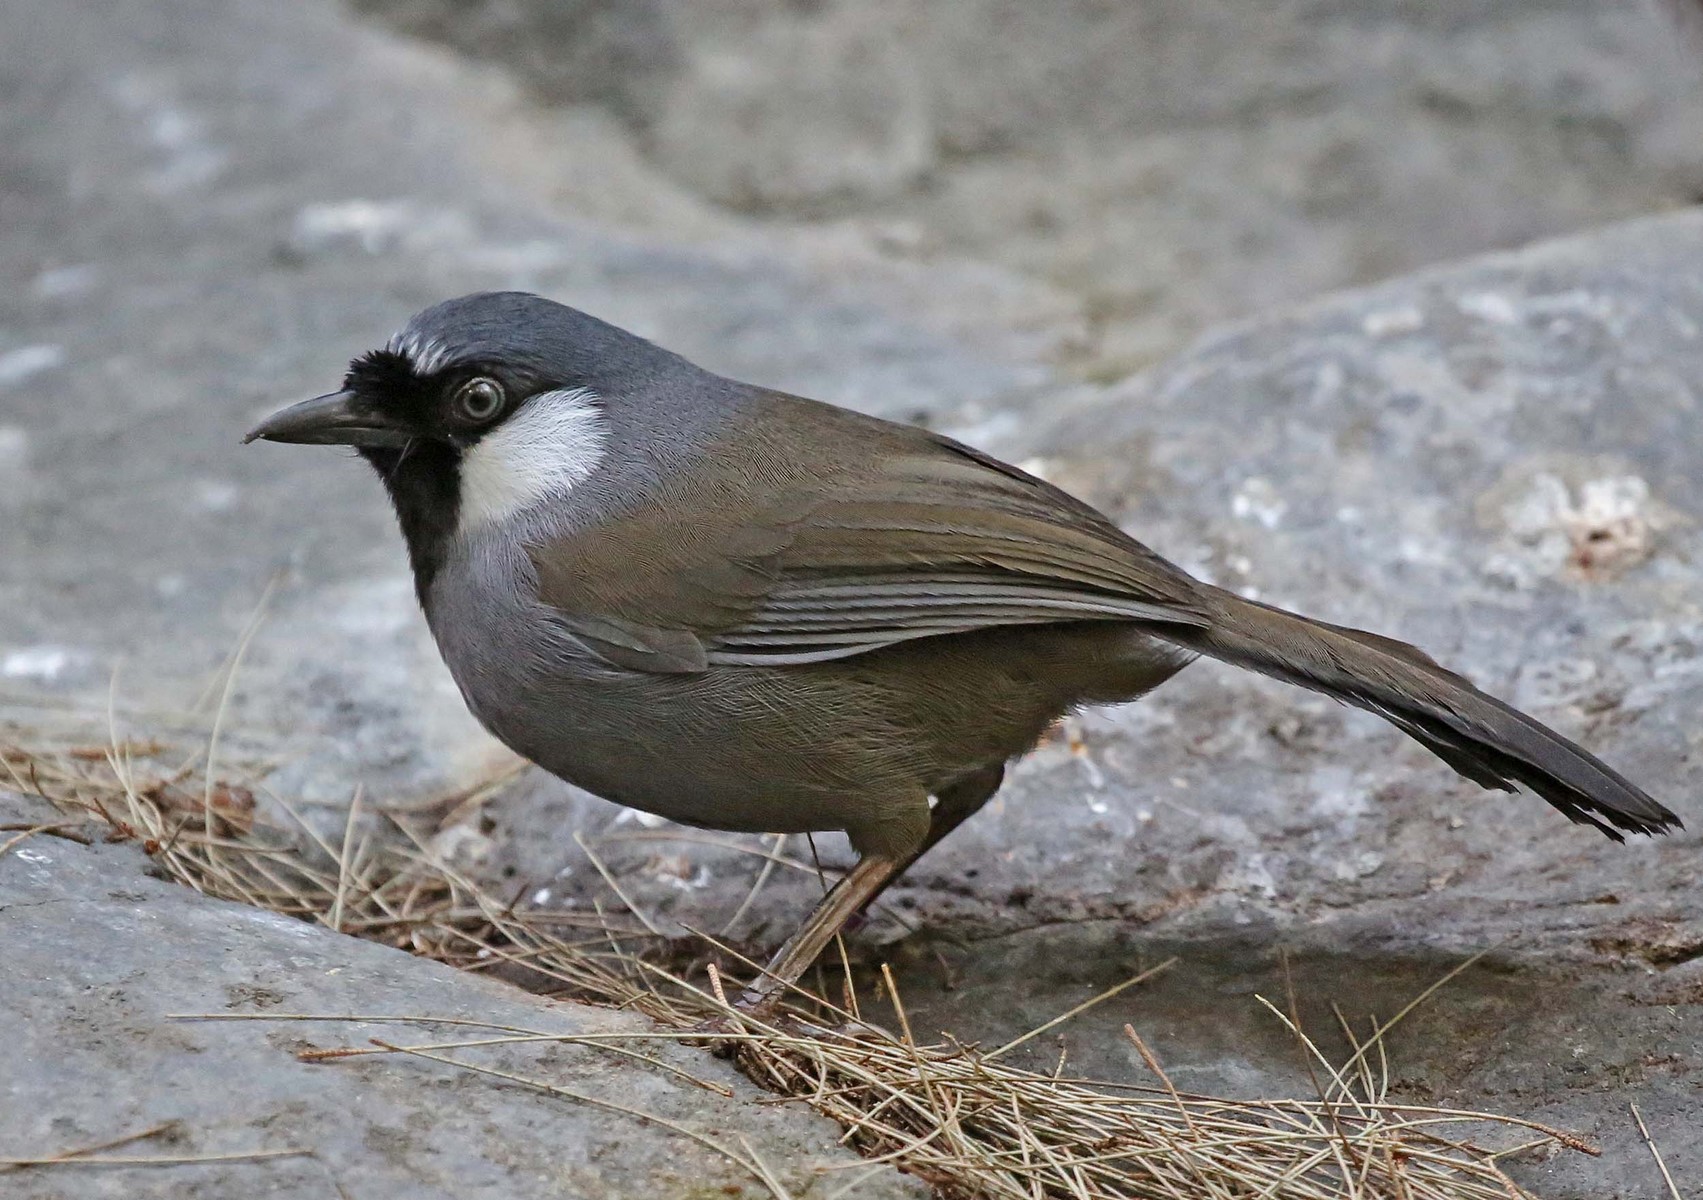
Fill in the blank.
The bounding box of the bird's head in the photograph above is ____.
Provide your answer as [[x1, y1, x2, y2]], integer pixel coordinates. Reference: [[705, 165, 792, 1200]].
[[246, 291, 666, 584], [244, 291, 653, 454]]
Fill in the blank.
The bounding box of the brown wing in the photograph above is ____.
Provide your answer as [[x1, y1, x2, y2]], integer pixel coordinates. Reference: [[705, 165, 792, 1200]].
[[528, 393, 1208, 673]]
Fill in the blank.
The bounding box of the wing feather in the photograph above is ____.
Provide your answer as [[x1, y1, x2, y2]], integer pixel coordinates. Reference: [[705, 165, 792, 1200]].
[[528, 392, 1207, 673]]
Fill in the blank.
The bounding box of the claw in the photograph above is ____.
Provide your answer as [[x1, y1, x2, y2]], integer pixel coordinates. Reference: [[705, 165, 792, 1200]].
[[686, 1010, 749, 1058]]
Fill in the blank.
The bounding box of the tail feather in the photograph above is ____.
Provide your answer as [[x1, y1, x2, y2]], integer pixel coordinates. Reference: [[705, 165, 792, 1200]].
[[1166, 588, 1681, 840]]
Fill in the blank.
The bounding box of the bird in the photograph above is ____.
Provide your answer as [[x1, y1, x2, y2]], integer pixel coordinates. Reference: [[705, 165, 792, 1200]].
[[247, 291, 1681, 1011]]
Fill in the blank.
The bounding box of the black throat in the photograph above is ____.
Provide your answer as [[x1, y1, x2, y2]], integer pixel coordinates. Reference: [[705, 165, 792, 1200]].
[[361, 442, 461, 604]]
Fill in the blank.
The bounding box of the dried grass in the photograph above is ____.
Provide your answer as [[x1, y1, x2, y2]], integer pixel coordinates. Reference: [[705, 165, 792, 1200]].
[[3, 733, 1595, 1199]]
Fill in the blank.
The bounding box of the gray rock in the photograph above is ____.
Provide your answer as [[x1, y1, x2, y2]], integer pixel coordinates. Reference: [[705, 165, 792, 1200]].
[[479, 213, 1703, 1199], [354, 0, 1703, 370], [0, 789, 925, 1199], [936, 215, 1703, 1198], [997, 210, 1703, 965], [0, 0, 1044, 803], [0, 1, 1014, 1195], [6, 0, 1703, 1196]]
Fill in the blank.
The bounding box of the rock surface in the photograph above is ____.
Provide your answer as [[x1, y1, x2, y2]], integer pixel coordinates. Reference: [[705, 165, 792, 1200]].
[[0, 789, 924, 1199], [931, 216, 1703, 1196], [357, 0, 1703, 372], [0, 0, 1006, 1195], [4, 0, 1702, 1198], [483, 214, 1703, 1199], [0, 0, 1046, 803]]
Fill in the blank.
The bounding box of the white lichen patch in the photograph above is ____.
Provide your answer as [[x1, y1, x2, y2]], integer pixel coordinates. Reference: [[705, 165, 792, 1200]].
[[0, 344, 65, 388], [427, 822, 496, 871], [1361, 305, 1424, 337], [1331, 850, 1385, 882], [1481, 470, 1666, 586], [1562, 477, 1658, 575], [1, 645, 86, 683], [613, 806, 666, 829], [1456, 291, 1520, 325], [288, 200, 471, 258], [192, 478, 240, 512], [654, 856, 712, 892], [1230, 477, 1286, 529]]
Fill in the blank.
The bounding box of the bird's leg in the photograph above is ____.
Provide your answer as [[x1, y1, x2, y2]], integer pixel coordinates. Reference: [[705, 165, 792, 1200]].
[[852, 763, 1005, 918], [733, 853, 901, 1011], [730, 766, 1005, 1014]]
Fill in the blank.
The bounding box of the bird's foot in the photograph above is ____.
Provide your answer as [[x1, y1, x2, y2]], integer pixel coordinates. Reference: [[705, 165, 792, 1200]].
[[777, 1011, 891, 1045], [686, 1003, 891, 1059], [686, 1008, 756, 1058]]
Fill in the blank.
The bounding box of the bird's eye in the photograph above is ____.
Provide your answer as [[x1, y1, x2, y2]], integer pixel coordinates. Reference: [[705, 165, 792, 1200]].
[[452, 377, 506, 425]]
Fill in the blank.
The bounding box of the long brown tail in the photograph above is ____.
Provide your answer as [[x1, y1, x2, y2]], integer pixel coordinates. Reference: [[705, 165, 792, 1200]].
[[1163, 587, 1681, 840]]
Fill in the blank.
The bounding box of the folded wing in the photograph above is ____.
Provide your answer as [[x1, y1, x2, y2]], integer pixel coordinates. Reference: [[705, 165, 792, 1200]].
[[528, 394, 1207, 673]]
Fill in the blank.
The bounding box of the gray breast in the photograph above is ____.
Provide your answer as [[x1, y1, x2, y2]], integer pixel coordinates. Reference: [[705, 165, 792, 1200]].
[[424, 528, 586, 736]]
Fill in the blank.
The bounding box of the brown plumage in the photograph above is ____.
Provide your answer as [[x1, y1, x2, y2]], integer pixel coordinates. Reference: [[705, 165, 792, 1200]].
[[526, 388, 1674, 839], [247, 291, 1681, 1013]]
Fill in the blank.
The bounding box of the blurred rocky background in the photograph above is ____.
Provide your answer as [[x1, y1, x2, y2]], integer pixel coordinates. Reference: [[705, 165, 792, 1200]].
[[4, 0, 1703, 1196], [355, 0, 1703, 373]]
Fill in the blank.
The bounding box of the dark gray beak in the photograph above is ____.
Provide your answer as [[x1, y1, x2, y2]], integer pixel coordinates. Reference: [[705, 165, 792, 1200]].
[[244, 391, 416, 448]]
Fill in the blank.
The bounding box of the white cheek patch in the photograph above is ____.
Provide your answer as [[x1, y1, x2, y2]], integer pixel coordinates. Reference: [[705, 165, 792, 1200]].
[[458, 388, 608, 534]]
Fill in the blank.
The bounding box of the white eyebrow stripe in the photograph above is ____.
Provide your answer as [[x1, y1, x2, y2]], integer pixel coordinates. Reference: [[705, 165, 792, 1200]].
[[456, 388, 608, 534], [386, 328, 455, 376]]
